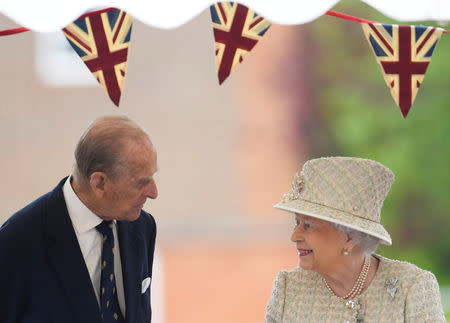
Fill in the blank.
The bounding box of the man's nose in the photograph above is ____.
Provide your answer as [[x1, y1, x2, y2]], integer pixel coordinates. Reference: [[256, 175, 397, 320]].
[[145, 180, 158, 199]]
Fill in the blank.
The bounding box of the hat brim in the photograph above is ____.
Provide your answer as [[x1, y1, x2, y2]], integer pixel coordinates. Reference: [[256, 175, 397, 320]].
[[274, 198, 392, 245]]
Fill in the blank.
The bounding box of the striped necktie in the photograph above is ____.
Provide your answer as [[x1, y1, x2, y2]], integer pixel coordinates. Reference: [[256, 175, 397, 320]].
[[96, 220, 125, 322]]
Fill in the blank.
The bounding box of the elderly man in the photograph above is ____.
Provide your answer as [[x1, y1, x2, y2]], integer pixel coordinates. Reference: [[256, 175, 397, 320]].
[[0, 116, 158, 323]]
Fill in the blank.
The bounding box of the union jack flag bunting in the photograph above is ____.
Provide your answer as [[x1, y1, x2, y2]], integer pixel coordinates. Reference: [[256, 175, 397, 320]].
[[62, 9, 133, 106], [210, 2, 271, 84], [361, 23, 442, 118]]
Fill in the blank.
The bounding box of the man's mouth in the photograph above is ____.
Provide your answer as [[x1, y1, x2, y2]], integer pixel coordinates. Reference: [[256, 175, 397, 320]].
[[297, 249, 313, 256]]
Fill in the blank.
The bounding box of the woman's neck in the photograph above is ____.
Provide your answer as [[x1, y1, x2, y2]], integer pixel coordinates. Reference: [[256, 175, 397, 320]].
[[320, 254, 379, 298]]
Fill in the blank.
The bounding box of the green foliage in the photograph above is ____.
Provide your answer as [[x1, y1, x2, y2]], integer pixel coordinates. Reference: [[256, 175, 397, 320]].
[[308, 1, 450, 283]]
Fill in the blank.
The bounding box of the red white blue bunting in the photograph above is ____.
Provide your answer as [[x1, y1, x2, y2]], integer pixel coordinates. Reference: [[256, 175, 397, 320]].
[[361, 23, 443, 118], [210, 2, 271, 84], [63, 9, 133, 106]]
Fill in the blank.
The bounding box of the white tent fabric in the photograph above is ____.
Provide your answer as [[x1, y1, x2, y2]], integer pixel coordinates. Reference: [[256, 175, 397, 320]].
[[1, 0, 449, 32]]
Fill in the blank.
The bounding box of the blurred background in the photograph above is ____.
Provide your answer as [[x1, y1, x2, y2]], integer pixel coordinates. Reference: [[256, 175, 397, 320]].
[[0, 0, 449, 321]]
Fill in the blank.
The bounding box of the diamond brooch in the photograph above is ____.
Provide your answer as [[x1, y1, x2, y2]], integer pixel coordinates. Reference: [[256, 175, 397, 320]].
[[282, 172, 304, 202], [385, 276, 399, 300]]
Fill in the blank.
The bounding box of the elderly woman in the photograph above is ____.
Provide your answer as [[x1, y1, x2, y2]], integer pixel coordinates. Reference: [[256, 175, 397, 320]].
[[265, 157, 445, 323]]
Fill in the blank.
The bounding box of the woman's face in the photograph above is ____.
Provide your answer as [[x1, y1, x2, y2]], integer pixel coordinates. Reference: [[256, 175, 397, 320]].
[[291, 213, 348, 275]]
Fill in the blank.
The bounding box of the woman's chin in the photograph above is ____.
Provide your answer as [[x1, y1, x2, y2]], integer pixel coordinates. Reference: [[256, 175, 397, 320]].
[[298, 259, 313, 270]]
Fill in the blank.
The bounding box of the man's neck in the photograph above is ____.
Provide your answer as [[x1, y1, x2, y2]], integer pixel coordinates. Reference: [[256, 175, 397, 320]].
[[70, 177, 106, 220]]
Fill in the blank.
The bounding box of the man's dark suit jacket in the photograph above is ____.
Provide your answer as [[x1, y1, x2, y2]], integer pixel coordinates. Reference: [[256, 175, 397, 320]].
[[0, 178, 157, 323]]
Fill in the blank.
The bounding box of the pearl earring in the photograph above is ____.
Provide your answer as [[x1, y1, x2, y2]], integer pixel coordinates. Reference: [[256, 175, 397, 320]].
[[343, 249, 349, 256]]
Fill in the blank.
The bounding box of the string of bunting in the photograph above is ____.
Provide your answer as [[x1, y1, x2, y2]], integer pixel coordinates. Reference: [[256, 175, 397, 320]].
[[1, 4, 448, 117]]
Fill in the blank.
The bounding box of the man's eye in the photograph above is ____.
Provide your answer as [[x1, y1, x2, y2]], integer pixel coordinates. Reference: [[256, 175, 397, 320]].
[[136, 179, 151, 189]]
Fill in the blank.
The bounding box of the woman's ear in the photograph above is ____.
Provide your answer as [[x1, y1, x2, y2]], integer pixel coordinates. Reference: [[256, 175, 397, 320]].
[[344, 233, 358, 253]]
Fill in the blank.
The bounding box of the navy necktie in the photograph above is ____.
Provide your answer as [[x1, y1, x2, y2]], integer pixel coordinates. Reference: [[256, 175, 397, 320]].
[[96, 220, 125, 323]]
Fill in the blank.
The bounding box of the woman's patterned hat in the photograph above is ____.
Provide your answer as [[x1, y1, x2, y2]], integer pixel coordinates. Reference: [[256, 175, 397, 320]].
[[274, 157, 394, 245]]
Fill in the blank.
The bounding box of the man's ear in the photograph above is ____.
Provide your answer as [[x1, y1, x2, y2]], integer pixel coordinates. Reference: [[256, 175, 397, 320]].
[[89, 172, 107, 197]]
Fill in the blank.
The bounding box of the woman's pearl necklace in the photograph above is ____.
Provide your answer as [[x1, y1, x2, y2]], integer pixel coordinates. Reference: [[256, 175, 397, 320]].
[[323, 256, 371, 300]]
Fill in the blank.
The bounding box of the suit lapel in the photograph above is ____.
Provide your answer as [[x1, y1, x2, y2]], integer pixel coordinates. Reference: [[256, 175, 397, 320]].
[[118, 220, 144, 323], [44, 179, 101, 323]]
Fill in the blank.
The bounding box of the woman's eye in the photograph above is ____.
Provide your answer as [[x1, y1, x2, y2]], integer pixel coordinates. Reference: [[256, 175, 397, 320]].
[[303, 223, 311, 230]]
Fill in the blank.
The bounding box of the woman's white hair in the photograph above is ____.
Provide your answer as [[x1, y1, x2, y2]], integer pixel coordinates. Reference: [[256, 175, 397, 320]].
[[333, 223, 380, 256]]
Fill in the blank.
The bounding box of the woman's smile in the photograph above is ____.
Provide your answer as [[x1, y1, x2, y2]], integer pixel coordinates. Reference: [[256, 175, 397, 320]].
[[297, 249, 313, 257]]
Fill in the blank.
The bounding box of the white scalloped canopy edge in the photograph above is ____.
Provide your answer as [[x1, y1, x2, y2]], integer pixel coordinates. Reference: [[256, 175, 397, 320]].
[[2, 0, 450, 32]]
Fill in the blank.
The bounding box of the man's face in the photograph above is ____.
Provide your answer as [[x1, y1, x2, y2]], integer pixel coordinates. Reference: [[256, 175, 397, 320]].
[[102, 139, 158, 221]]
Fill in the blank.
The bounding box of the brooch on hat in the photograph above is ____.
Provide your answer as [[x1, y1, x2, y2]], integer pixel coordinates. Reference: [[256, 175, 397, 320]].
[[283, 172, 304, 202], [385, 276, 399, 300]]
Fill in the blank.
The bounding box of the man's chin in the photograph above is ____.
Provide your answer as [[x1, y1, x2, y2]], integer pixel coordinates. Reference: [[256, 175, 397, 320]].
[[117, 209, 141, 222], [127, 211, 141, 222]]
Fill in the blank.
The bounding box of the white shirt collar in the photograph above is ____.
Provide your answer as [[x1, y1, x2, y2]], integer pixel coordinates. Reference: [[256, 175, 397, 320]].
[[63, 176, 103, 234]]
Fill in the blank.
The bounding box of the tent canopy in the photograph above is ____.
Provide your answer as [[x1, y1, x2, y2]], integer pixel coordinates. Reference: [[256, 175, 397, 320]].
[[2, 0, 450, 32]]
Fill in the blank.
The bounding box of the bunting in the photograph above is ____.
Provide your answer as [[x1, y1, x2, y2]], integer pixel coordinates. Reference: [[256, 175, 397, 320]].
[[1, 8, 449, 117], [62, 9, 133, 106], [361, 23, 443, 118], [210, 2, 271, 84]]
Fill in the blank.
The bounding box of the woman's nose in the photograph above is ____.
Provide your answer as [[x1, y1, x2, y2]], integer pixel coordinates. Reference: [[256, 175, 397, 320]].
[[290, 226, 303, 242]]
